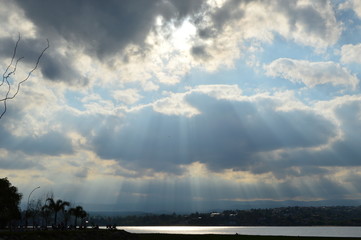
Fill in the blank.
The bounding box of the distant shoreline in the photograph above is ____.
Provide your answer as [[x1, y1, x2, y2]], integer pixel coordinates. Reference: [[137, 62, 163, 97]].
[[90, 206, 361, 226]]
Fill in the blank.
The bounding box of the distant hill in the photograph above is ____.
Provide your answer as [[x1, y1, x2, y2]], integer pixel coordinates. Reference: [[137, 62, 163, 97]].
[[89, 211, 150, 217], [83, 199, 361, 215]]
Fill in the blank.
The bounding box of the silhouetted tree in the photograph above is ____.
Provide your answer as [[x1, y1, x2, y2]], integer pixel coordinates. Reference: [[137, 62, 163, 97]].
[[44, 198, 69, 225], [0, 178, 22, 228], [80, 210, 87, 228], [40, 204, 52, 227], [62, 208, 71, 228], [27, 198, 43, 228], [0, 34, 49, 120], [69, 205, 87, 227]]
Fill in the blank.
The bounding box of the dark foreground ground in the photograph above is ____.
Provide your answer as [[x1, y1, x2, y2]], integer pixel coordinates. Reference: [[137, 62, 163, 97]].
[[0, 230, 360, 240]]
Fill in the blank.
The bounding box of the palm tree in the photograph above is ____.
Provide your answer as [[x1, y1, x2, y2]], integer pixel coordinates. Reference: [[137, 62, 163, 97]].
[[40, 205, 52, 227], [45, 198, 70, 225], [69, 205, 87, 227], [79, 208, 87, 228]]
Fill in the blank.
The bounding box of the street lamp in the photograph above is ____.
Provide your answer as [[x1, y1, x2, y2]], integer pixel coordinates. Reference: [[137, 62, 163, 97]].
[[25, 186, 40, 229]]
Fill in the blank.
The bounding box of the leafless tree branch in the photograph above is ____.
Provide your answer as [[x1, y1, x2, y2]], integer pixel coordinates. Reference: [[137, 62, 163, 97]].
[[0, 34, 49, 120]]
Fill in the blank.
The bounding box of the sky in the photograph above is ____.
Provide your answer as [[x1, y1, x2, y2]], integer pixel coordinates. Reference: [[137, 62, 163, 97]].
[[1, 0, 361, 213]]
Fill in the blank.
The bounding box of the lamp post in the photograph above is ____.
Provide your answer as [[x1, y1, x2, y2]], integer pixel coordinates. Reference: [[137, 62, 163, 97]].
[[25, 186, 40, 229]]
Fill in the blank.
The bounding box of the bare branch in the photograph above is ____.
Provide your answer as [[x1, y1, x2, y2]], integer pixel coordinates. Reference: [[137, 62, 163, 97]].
[[0, 35, 49, 120], [1, 34, 21, 88]]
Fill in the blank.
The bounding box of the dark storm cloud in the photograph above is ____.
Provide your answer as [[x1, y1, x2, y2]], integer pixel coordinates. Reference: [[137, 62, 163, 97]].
[[0, 37, 46, 64], [40, 50, 89, 86], [0, 37, 87, 85], [90, 93, 336, 174], [15, 0, 204, 59]]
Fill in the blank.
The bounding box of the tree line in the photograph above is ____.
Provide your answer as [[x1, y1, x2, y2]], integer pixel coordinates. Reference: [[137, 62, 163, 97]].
[[0, 177, 87, 229], [90, 206, 361, 226]]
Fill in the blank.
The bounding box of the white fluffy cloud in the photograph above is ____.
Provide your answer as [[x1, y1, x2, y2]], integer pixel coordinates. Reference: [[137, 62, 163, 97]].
[[265, 58, 359, 89], [112, 89, 142, 105], [152, 92, 200, 117], [341, 43, 361, 64]]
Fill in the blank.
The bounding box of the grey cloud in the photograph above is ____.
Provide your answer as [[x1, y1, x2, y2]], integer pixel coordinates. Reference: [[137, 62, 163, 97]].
[[15, 0, 205, 60], [191, 45, 210, 59], [210, 0, 245, 30], [251, 98, 361, 177], [40, 50, 89, 86], [0, 37, 87, 85], [0, 125, 73, 156], [108, 176, 350, 212], [0, 156, 43, 170], [196, 28, 215, 39], [89, 93, 336, 174], [193, 0, 249, 41], [74, 167, 89, 179], [0, 37, 46, 63], [41, 173, 357, 213], [193, 0, 338, 55], [343, 173, 361, 191], [327, 100, 361, 165], [20, 132, 73, 156], [161, 0, 204, 21], [277, 0, 329, 37]]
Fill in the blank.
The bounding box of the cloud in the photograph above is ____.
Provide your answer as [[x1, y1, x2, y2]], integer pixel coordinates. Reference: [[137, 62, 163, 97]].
[[148, 85, 244, 118], [2, 0, 361, 211], [265, 58, 359, 89], [6, 0, 342, 90], [190, 84, 243, 101], [89, 90, 336, 175], [339, 0, 361, 19], [75, 167, 89, 179], [14, 0, 204, 59], [40, 51, 89, 86], [85, 170, 354, 212], [0, 126, 73, 156], [152, 93, 200, 118], [252, 95, 361, 177], [112, 89, 142, 105], [341, 43, 361, 64], [196, 0, 341, 51], [0, 93, 74, 157], [0, 36, 87, 86], [0, 0, 36, 38], [272, 0, 341, 48], [0, 150, 44, 170]]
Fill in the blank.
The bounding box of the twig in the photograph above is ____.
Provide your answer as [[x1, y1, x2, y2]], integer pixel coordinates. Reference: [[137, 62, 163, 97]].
[[0, 35, 49, 120]]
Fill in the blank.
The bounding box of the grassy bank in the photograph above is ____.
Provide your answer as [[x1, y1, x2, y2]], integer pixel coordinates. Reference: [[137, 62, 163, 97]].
[[0, 230, 360, 240]]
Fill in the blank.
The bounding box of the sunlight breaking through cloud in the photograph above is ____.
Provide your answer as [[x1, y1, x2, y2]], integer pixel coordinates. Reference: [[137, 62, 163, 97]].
[[1, 0, 361, 212]]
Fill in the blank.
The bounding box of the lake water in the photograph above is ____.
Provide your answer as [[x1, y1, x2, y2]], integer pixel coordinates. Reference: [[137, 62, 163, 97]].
[[119, 226, 361, 238]]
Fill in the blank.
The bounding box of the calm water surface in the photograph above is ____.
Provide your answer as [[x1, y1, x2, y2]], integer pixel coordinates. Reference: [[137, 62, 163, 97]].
[[120, 226, 361, 238]]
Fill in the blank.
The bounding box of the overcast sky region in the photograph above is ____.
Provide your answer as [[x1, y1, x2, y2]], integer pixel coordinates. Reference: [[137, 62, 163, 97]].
[[1, 0, 361, 213]]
